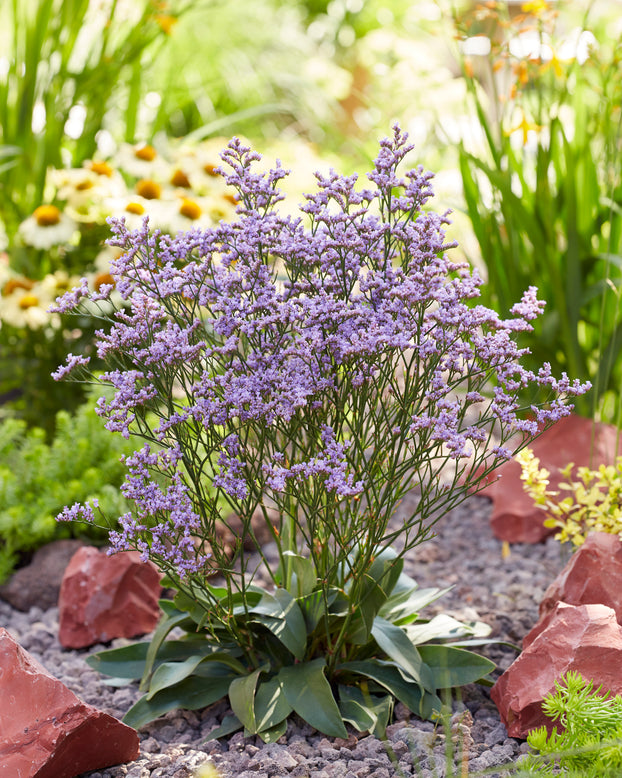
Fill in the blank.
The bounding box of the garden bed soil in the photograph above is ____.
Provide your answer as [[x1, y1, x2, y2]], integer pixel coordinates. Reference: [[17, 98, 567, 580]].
[[2, 495, 570, 777]]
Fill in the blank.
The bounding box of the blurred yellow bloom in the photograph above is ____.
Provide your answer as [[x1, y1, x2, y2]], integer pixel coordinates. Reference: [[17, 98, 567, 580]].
[[521, 0, 549, 15], [170, 168, 192, 188], [507, 111, 542, 145], [135, 144, 157, 162], [126, 201, 146, 215], [179, 198, 202, 220], [89, 160, 114, 177], [34, 205, 62, 227], [136, 179, 162, 200], [154, 13, 177, 34]]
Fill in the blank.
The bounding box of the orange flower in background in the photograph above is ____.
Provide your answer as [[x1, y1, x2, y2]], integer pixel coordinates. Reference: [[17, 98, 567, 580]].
[[513, 60, 529, 86], [3, 277, 34, 296]]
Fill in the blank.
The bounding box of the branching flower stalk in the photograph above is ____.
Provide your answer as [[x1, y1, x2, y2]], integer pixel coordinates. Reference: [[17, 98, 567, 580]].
[[52, 126, 589, 680]]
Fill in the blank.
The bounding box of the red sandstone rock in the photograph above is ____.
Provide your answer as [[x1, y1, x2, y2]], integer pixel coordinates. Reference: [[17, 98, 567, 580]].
[[491, 602, 622, 738], [537, 532, 622, 624], [482, 414, 622, 544], [0, 628, 139, 777], [58, 546, 162, 649]]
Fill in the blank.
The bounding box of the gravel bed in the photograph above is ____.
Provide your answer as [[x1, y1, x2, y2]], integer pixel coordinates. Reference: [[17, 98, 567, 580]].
[[2, 495, 571, 777]]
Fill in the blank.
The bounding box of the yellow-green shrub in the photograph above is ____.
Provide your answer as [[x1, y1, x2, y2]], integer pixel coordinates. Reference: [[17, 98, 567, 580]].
[[517, 448, 622, 547]]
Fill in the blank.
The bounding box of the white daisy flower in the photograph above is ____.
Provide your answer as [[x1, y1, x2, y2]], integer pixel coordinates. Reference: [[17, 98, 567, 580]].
[[18, 205, 78, 250], [115, 142, 170, 180], [1, 278, 58, 330], [162, 196, 216, 234]]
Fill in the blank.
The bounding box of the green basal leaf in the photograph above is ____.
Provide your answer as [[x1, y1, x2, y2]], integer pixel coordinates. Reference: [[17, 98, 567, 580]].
[[405, 614, 491, 645], [338, 684, 393, 738], [124, 673, 234, 729], [141, 607, 201, 691], [278, 658, 348, 738], [204, 714, 243, 741], [338, 659, 435, 717], [87, 638, 209, 681], [297, 587, 342, 633], [417, 645, 496, 689], [250, 588, 307, 660], [147, 653, 247, 700], [352, 552, 405, 642], [254, 676, 293, 735], [257, 718, 288, 743], [280, 550, 316, 597], [371, 616, 435, 693], [230, 588, 264, 616], [380, 585, 453, 626], [228, 667, 264, 732], [172, 591, 215, 630]]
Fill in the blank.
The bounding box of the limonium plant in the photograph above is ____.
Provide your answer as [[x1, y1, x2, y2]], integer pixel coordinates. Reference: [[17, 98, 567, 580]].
[[51, 126, 589, 741]]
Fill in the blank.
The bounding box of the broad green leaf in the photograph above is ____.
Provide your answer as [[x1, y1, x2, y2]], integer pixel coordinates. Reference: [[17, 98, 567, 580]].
[[257, 717, 288, 743], [418, 645, 495, 689], [254, 676, 293, 733], [353, 552, 404, 641], [338, 684, 393, 738], [204, 714, 242, 741], [124, 674, 233, 729], [380, 585, 453, 625], [87, 638, 208, 680], [297, 587, 341, 633], [250, 588, 307, 660], [147, 652, 246, 699], [281, 550, 316, 597], [405, 614, 490, 645], [229, 668, 263, 732], [371, 617, 435, 692], [278, 658, 348, 738], [142, 607, 198, 690], [338, 659, 427, 714]]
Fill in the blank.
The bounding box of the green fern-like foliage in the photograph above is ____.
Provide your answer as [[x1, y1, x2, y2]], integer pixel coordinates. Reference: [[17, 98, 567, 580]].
[[520, 671, 622, 775], [0, 388, 136, 582]]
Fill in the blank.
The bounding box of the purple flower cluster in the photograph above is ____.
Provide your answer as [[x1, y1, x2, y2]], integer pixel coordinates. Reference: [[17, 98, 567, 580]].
[[52, 125, 590, 579]]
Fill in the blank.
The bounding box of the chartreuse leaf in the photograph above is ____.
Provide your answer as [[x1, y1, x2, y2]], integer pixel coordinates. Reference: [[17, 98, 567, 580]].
[[338, 659, 441, 720], [418, 645, 495, 689], [371, 616, 435, 693], [249, 588, 307, 660], [278, 658, 348, 738], [254, 676, 293, 740], [124, 670, 235, 729], [228, 667, 264, 732], [147, 652, 247, 700], [338, 684, 393, 738]]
